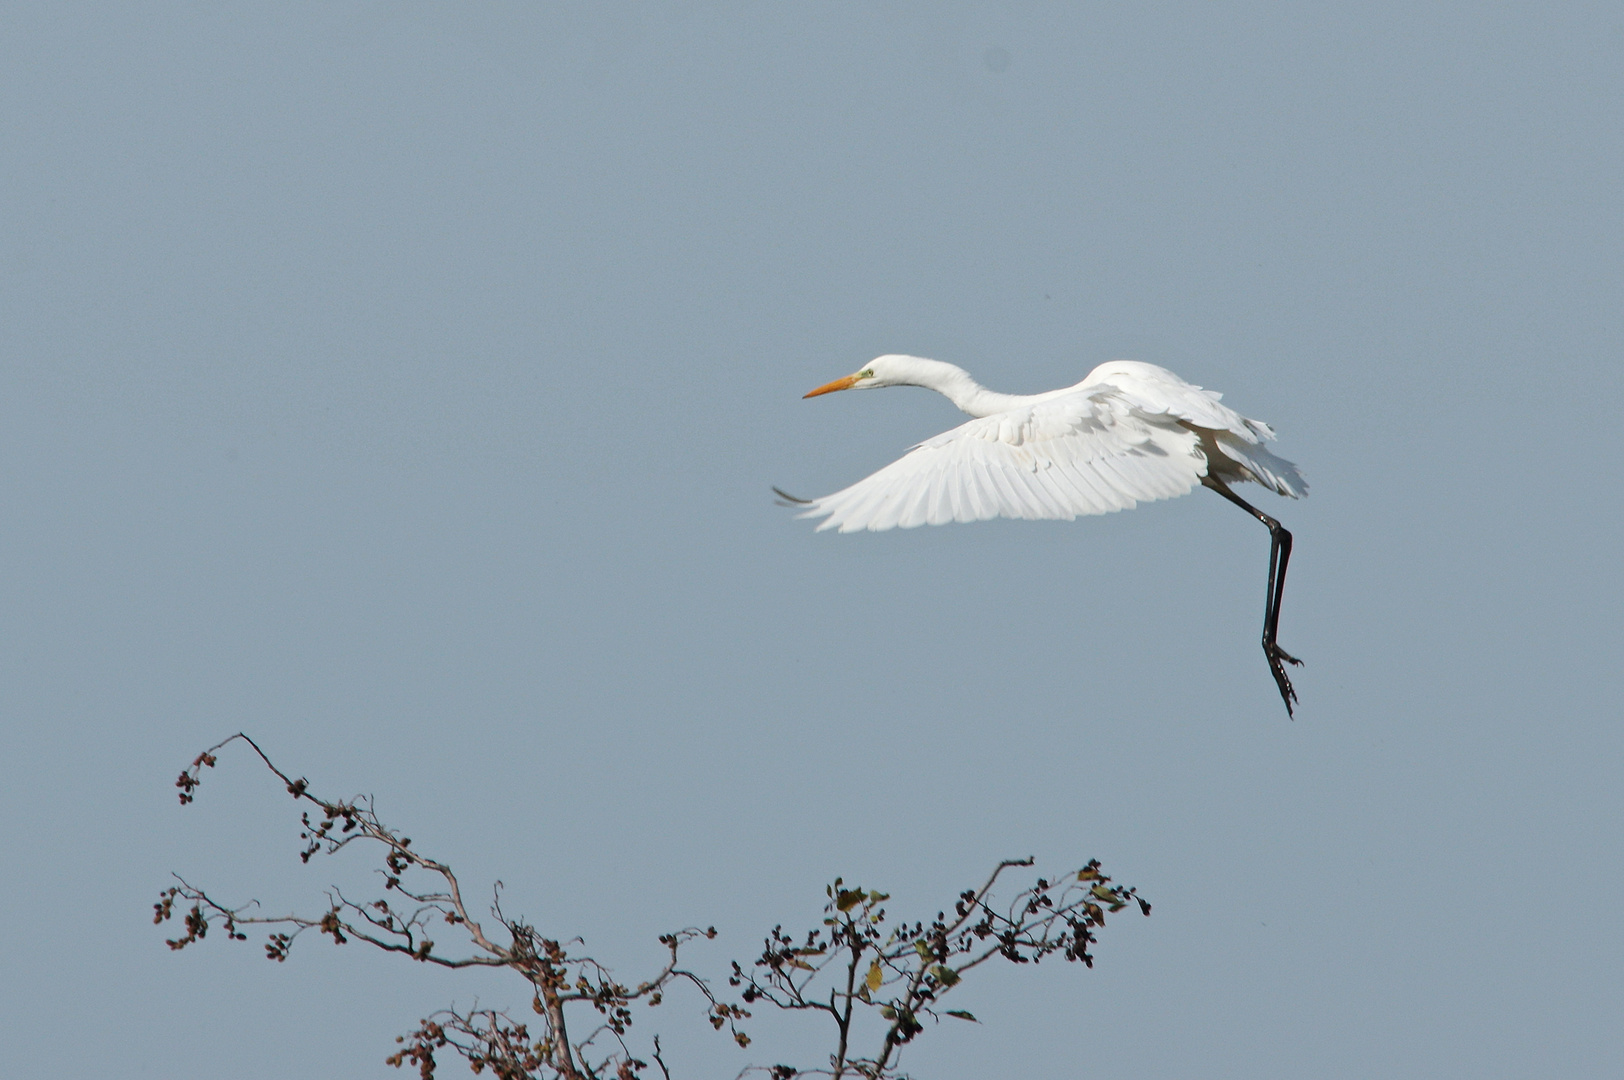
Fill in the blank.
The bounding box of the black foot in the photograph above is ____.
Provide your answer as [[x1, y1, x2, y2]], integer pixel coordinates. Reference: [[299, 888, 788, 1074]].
[[1264, 642, 1302, 717]]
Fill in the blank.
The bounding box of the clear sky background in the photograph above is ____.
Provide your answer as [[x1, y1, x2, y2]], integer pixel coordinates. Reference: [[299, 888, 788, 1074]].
[[3, 4, 1621, 1078]]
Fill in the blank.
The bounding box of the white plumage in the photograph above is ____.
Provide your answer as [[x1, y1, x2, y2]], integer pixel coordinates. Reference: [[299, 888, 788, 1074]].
[[786, 354, 1308, 715], [795, 357, 1305, 533]]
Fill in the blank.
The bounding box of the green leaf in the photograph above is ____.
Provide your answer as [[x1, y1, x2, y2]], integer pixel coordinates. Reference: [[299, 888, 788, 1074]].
[[1090, 883, 1117, 902], [932, 965, 960, 987], [836, 889, 865, 912], [914, 940, 934, 960], [944, 1010, 978, 1022]]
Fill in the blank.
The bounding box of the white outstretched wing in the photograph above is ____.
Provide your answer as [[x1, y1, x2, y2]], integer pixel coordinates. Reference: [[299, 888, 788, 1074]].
[[798, 361, 1305, 534], [799, 386, 1204, 533]]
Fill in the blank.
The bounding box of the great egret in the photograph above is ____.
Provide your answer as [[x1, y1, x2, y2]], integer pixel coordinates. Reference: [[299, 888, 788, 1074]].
[[779, 355, 1307, 715]]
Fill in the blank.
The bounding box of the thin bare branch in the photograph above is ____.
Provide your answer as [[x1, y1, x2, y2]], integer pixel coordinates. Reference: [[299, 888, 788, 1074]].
[[160, 735, 732, 1080], [160, 735, 1146, 1080]]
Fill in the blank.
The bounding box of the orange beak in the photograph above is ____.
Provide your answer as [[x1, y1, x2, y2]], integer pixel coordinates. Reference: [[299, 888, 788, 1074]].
[[803, 374, 859, 399]]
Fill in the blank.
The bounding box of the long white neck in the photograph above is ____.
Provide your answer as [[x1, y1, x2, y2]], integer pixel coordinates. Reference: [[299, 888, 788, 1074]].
[[884, 356, 1034, 418]]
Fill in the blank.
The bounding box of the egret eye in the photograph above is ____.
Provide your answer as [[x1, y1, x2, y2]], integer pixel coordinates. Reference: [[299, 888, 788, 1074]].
[[858, 369, 875, 379]]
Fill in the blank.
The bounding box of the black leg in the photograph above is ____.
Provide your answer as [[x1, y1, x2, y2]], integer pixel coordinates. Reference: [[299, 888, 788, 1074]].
[[1203, 478, 1302, 717]]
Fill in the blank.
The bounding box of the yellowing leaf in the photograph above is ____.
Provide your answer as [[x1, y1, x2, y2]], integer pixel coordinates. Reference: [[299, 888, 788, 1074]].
[[866, 961, 883, 992]]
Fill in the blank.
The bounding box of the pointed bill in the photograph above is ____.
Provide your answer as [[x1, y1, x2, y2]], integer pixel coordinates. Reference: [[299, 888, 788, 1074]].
[[804, 374, 859, 398]]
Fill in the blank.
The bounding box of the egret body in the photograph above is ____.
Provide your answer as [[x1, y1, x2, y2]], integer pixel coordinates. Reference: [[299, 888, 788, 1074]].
[[784, 355, 1307, 714]]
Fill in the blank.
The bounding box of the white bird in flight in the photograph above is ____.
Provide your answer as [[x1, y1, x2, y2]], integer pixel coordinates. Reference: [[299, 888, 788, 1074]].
[[778, 354, 1307, 715]]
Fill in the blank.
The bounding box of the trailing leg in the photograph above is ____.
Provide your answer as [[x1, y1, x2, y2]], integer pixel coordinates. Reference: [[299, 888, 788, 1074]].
[[1203, 477, 1302, 716]]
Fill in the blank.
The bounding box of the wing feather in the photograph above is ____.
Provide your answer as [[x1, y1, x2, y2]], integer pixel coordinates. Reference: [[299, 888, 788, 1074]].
[[1032, 461, 1081, 515], [926, 465, 952, 528], [1079, 361, 1307, 497], [876, 474, 915, 532], [966, 458, 999, 520], [986, 458, 1038, 519], [949, 459, 975, 521], [803, 386, 1211, 532], [1081, 464, 1127, 506], [897, 469, 932, 529]]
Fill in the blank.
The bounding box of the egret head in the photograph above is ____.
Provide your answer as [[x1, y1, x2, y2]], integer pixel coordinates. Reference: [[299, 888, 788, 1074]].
[[802, 355, 919, 398]]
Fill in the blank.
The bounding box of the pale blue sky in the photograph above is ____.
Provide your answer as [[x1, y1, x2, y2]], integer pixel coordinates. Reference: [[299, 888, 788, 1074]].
[[3, 4, 1621, 1077]]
